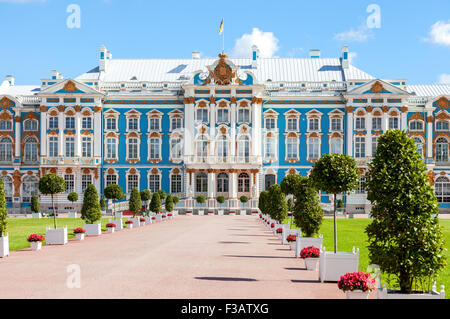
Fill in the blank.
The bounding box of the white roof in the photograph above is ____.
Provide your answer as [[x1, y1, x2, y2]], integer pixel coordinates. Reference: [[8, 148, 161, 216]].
[[76, 57, 374, 83], [406, 84, 450, 97], [0, 80, 40, 96]]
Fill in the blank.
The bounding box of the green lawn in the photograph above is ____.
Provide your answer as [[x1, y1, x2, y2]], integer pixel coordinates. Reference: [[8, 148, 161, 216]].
[[4, 217, 130, 251], [283, 217, 450, 298]]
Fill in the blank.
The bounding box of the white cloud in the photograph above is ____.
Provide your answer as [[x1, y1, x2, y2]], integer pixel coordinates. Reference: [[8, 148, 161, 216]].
[[438, 73, 450, 84], [426, 20, 450, 46], [334, 25, 373, 42], [348, 52, 358, 64], [232, 28, 279, 58]]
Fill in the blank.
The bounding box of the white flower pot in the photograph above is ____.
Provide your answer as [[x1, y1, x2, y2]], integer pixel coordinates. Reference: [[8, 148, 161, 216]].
[[67, 212, 77, 218], [110, 219, 123, 230], [107, 227, 115, 233], [156, 215, 162, 222], [319, 247, 359, 282], [32, 213, 41, 219], [377, 284, 445, 299], [30, 241, 42, 251], [198, 210, 204, 216], [295, 236, 323, 258], [144, 216, 152, 224], [289, 242, 296, 250], [239, 210, 246, 215], [304, 257, 320, 271], [84, 223, 102, 236], [346, 290, 370, 299], [0, 235, 9, 257], [172, 210, 178, 215], [126, 223, 133, 229], [46, 228, 68, 245], [130, 218, 140, 227], [217, 210, 224, 215], [75, 233, 85, 241]]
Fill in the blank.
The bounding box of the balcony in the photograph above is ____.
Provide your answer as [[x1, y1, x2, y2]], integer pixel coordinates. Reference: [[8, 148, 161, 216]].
[[185, 155, 261, 165]]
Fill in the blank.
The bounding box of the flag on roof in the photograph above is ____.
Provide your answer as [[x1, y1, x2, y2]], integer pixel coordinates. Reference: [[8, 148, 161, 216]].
[[218, 18, 224, 34]]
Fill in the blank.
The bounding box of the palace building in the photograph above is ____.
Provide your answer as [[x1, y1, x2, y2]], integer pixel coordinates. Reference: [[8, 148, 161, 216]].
[[0, 45, 449, 214]]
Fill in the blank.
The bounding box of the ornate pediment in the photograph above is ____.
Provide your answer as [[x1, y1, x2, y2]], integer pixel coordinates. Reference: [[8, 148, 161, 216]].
[[435, 97, 449, 110], [206, 53, 239, 86], [0, 97, 15, 109]]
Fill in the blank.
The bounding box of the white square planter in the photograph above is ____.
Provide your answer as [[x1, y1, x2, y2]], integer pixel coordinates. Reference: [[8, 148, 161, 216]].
[[46, 228, 68, 245], [282, 226, 300, 245], [107, 227, 115, 233], [289, 242, 296, 250], [156, 215, 162, 222], [126, 223, 133, 229], [109, 219, 123, 230], [84, 223, 102, 236], [67, 212, 77, 218], [239, 210, 246, 216], [295, 236, 323, 258], [319, 247, 359, 282], [217, 210, 224, 216], [30, 241, 42, 251], [0, 235, 9, 257], [32, 213, 41, 219], [198, 210, 204, 216], [172, 210, 178, 215], [304, 258, 320, 271], [377, 284, 445, 299], [144, 216, 152, 224], [75, 233, 85, 241], [346, 290, 370, 299], [130, 218, 140, 227]]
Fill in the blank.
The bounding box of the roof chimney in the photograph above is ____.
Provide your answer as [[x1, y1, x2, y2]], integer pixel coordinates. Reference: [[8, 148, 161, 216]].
[[192, 52, 201, 59], [99, 45, 111, 72], [309, 49, 321, 58], [6, 75, 14, 86], [341, 46, 349, 69], [51, 70, 63, 80]]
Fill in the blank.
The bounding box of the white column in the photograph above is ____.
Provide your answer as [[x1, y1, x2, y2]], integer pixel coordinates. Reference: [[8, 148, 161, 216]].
[[251, 99, 262, 157], [14, 111, 21, 158], [58, 110, 64, 156], [40, 110, 47, 157], [401, 108, 408, 131], [94, 109, 102, 158], [229, 170, 237, 199], [209, 99, 216, 157], [366, 112, 372, 157], [230, 102, 236, 157], [75, 111, 81, 157], [207, 170, 216, 199], [184, 98, 195, 159], [426, 115, 433, 159], [382, 111, 388, 132], [346, 110, 353, 156]]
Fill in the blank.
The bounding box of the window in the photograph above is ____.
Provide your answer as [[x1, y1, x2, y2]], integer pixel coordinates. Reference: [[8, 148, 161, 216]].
[[217, 109, 229, 122], [105, 138, 117, 159], [0, 137, 12, 162], [264, 137, 276, 158], [82, 117, 92, 130], [308, 137, 320, 160], [355, 137, 366, 158], [149, 138, 159, 160], [331, 118, 342, 131], [413, 137, 423, 156], [48, 116, 58, 129], [65, 136, 75, 158], [435, 138, 449, 163], [372, 117, 382, 131], [170, 137, 182, 160], [106, 118, 117, 130], [409, 120, 423, 131], [81, 175, 92, 193], [217, 135, 228, 158], [217, 173, 229, 193], [196, 173, 208, 193], [355, 175, 366, 194], [127, 174, 139, 192], [355, 117, 365, 130], [196, 135, 208, 158], [106, 174, 117, 186], [237, 135, 250, 161], [330, 138, 342, 154], [65, 117, 75, 129], [22, 176, 39, 203], [1, 176, 12, 202], [82, 136, 92, 158], [196, 109, 208, 123], [128, 138, 139, 160], [287, 118, 298, 131], [64, 174, 74, 193], [308, 118, 319, 131], [238, 108, 250, 123], [436, 121, 449, 131], [49, 136, 58, 157], [265, 118, 276, 130], [287, 137, 298, 158], [24, 137, 38, 162], [372, 136, 379, 156], [171, 118, 182, 131], [388, 117, 399, 130], [238, 173, 250, 193], [0, 120, 12, 131], [128, 118, 139, 131], [24, 119, 38, 131], [435, 176, 450, 203], [171, 174, 182, 193], [148, 174, 160, 194], [149, 118, 160, 131]]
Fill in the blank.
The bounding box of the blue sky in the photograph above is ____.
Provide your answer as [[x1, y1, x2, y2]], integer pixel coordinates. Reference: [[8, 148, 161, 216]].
[[0, 0, 449, 85]]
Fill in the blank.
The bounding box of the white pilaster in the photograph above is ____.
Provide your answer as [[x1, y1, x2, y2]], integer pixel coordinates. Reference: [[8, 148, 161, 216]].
[[251, 100, 262, 157], [230, 101, 236, 157], [184, 98, 195, 158], [40, 111, 47, 157], [401, 108, 408, 131], [382, 111, 388, 132], [366, 112, 372, 157], [75, 111, 81, 157], [58, 110, 64, 156], [346, 111, 353, 156], [14, 111, 20, 158], [207, 171, 216, 199], [94, 109, 102, 157], [426, 115, 433, 159]]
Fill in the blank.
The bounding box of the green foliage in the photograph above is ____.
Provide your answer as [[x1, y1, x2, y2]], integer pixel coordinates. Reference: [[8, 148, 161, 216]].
[[196, 195, 206, 204], [129, 188, 142, 217], [99, 197, 106, 210], [104, 184, 124, 202], [337, 199, 344, 209], [280, 174, 304, 198], [172, 196, 179, 205], [267, 184, 288, 223], [364, 130, 447, 294], [67, 192, 78, 203], [258, 190, 269, 215], [31, 195, 40, 214], [156, 190, 166, 201], [217, 195, 225, 204], [287, 198, 293, 212], [81, 184, 102, 224], [292, 176, 323, 237], [239, 195, 248, 203], [0, 178, 8, 237], [140, 189, 152, 202], [38, 173, 66, 229], [149, 192, 162, 213], [165, 194, 174, 212]]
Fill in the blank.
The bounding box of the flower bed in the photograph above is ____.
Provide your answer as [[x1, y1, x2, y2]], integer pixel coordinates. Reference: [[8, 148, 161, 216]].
[[337, 272, 376, 293], [300, 246, 320, 258], [73, 228, 86, 234], [106, 223, 116, 228], [286, 234, 297, 243]]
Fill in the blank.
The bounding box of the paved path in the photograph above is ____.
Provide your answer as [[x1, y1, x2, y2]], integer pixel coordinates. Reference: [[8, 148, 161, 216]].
[[0, 215, 350, 299]]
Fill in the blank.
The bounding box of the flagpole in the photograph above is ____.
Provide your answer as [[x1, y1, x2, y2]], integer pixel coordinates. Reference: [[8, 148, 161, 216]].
[[222, 17, 225, 53]]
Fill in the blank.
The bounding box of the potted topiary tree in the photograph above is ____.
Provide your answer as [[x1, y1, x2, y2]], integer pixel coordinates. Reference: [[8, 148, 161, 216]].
[[365, 130, 446, 298], [172, 195, 179, 215], [104, 184, 124, 229], [281, 174, 304, 228], [196, 195, 206, 215], [336, 199, 344, 215], [0, 178, 9, 258], [165, 194, 174, 219], [67, 192, 78, 218], [129, 188, 142, 227], [31, 194, 41, 219], [239, 195, 248, 215], [216, 196, 226, 215], [310, 154, 360, 282], [292, 176, 323, 255], [140, 189, 152, 216], [99, 197, 106, 213], [39, 173, 68, 245], [258, 190, 269, 221], [81, 184, 102, 236], [149, 192, 162, 222]]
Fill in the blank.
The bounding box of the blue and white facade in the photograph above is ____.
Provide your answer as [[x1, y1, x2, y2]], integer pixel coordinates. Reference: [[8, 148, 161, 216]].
[[1, 45, 449, 213]]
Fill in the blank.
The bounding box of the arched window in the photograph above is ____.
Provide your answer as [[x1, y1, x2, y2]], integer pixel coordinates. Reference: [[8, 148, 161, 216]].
[[81, 174, 92, 193], [237, 135, 250, 161], [65, 116, 75, 129], [148, 173, 160, 193], [1, 175, 12, 202], [48, 116, 58, 129], [24, 119, 38, 131], [355, 175, 366, 194], [65, 136, 75, 158], [436, 120, 449, 131], [217, 108, 229, 123], [0, 137, 13, 162], [354, 136, 366, 158], [413, 137, 424, 156], [106, 174, 117, 186], [148, 137, 159, 160], [22, 175, 39, 203], [170, 137, 182, 160], [238, 172, 250, 193], [435, 176, 450, 203], [435, 137, 449, 163], [286, 137, 298, 158], [0, 120, 12, 131], [409, 120, 424, 131], [105, 137, 117, 160], [171, 172, 182, 193], [217, 135, 228, 159], [24, 136, 38, 163], [264, 136, 276, 159], [217, 172, 229, 193], [308, 137, 320, 160], [196, 108, 208, 123], [64, 174, 74, 193], [127, 137, 139, 160], [196, 135, 208, 159], [330, 138, 342, 154], [238, 108, 250, 123], [127, 174, 139, 193], [196, 172, 208, 193]]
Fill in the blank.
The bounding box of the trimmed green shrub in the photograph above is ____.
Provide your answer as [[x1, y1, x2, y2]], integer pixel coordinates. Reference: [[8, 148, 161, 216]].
[[31, 195, 40, 214], [104, 184, 124, 219], [129, 188, 142, 217], [39, 173, 66, 229], [258, 190, 269, 215], [81, 184, 102, 224], [156, 190, 166, 201], [67, 192, 78, 204], [196, 195, 206, 204], [149, 192, 162, 213], [99, 197, 106, 211], [239, 195, 248, 203], [0, 178, 8, 237], [172, 196, 179, 206], [165, 194, 174, 212], [267, 184, 288, 223], [140, 189, 152, 212], [216, 195, 225, 204]]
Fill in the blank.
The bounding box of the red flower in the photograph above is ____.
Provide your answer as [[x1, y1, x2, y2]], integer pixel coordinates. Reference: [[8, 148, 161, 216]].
[[229, 211, 236, 214], [168, 213, 173, 216], [276, 227, 283, 233], [105, 223, 116, 228], [162, 215, 166, 218], [27, 234, 45, 242], [151, 217, 156, 220], [140, 218, 146, 222], [337, 272, 376, 292], [73, 228, 86, 234], [286, 234, 297, 242], [208, 211, 214, 214], [270, 223, 275, 228], [125, 220, 133, 224], [300, 246, 320, 258]]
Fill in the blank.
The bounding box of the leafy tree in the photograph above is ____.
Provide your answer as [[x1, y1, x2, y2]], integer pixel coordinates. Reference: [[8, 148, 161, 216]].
[[140, 189, 152, 213], [267, 184, 288, 223], [129, 188, 142, 217], [281, 174, 304, 228], [292, 176, 323, 237], [38, 173, 66, 229], [156, 190, 166, 201], [196, 195, 206, 204], [217, 196, 225, 204], [0, 179, 8, 237], [337, 199, 344, 210], [104, 184, 124, 219], [364, 130, 446, 294], [67, 192, 78, 204], [165, 194, 174, 212], [239, 195, 248, 203], [31, 195, 40, 214], [81, 184, 102, 224], [99, 197, 106, 211], [149, 192, 162, 213], [172, 196, 179, 206], [310, 154, 359, 253], [258, 190, 269, 215]]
